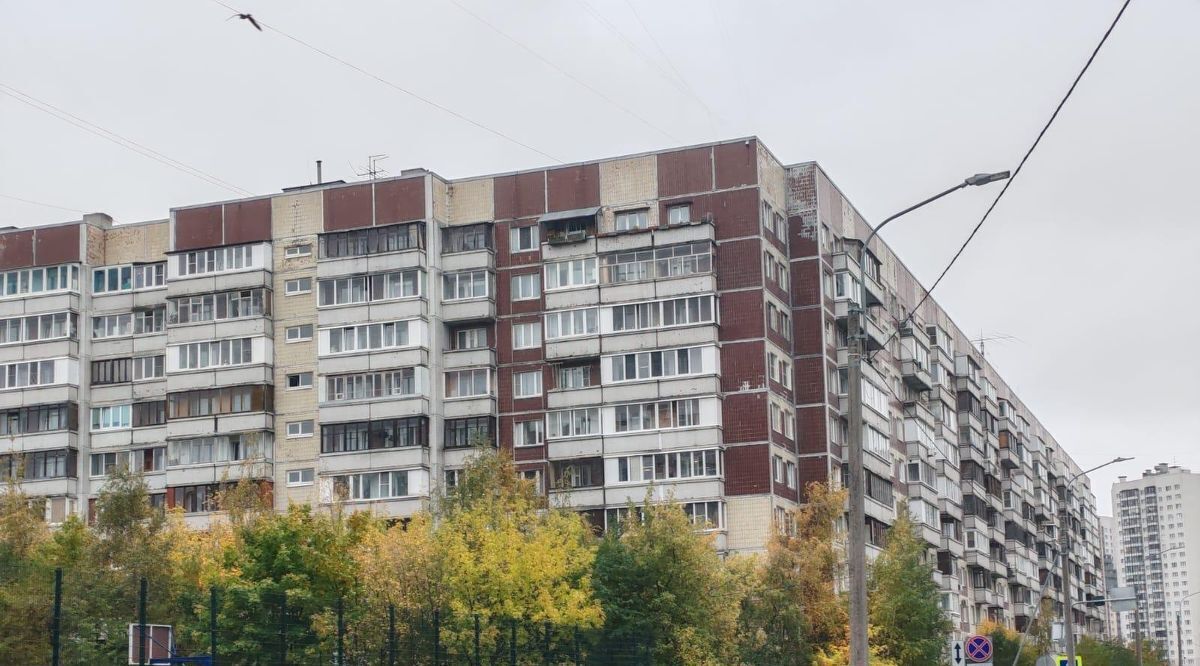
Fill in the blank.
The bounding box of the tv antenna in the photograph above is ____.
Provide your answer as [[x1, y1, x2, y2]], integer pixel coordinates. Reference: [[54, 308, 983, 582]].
[[351, 154, 389, 180], [973, 330, 1020, 358]]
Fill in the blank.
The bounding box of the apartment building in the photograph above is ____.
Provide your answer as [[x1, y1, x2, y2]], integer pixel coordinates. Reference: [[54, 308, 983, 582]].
[[1113, 463, 1200, 664], [0, 137, 1106, 639], [1100, 515, 1124, 639]]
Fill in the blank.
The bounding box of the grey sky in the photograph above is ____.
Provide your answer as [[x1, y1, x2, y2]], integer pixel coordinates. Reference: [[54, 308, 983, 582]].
[[2, 0, 1197, 513]]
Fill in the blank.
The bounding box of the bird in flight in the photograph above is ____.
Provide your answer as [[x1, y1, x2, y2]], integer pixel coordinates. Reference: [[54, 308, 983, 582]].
[[228, 13, 263, 31]]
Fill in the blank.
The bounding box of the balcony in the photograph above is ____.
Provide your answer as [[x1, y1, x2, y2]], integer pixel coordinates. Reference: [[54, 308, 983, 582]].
[[901, 359, 932, 391], [973, 587, 998, 606]]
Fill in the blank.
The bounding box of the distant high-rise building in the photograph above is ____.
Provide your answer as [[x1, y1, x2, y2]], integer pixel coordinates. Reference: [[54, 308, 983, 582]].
[[1113, 463, 1200, 664], [1100, 515, 1123, 639]]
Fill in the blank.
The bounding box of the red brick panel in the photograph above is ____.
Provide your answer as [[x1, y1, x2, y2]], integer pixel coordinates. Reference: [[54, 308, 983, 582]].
[[791, 259, 821, 307], [657, 147, 713, 198], [774, 478, 799, 503], [713, 238, 762, 291], [724, 443, 769, 495], [788, 213, 818, 259], [721, 392, 767, 444], [718, 290, 763, 341], [718, 340, 764, 393], [793, 356, 826, 405], [374, 177, 426, 225], [797, 405, 828, 455], [33, 224, 80, 266], [323, 183, 373, 231], [173, 205, 223, 251], [223, 198, 272, 245], [496, 219, 542, 269], [714, 140, 758, 190], [792, 308, 824, 356], [494, 172, 546, 220], [546, 163, 599, 212], [798, 458, 830, 500], [702, 188, 760, 240]]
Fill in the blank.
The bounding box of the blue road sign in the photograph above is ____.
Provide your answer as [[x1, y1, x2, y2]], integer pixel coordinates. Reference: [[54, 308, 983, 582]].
[[966, 635, 993, 663]]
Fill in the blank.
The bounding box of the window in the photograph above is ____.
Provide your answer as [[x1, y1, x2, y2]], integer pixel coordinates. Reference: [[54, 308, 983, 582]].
[[318, 222, 424, 259], [318, 270, 421, 306], [320, 417, 428, 453], [514, 420, 544, 447], [92, 358, 131, 385], [512, 323, 541, 350], [615, 209, 650, 232], [90, 451, 126, 477], [599, 242, 712, 284], [174, 338, 255, 370], [90, 404, 132, 431], [445, 368, 490, 398], [544, 309, 598, 340], [544, 258, 598, 290], [767, 302, 790, 340], [134, 263, 166, 289], [444, 416, 495, 449], [132, 447, 166, 473], [0, 312, 76, 344], [92, 265, 133, 293], [286, 324, 314, 342], [168, 289, 271, 324], [609, 347, 705, 382], [133, 307, 165, 335], [323, 369, 418, 403], [174, 484, 221, 513], [285, 277, 312, 295], [133, 355, 164, 380], [667, 204, 691, 226], [613, 399, 701, 432], [334, 470, 413, 501], [442, 224, 492, 254], [322, 321, 411, 354], [0, 265, 78, 298], [12, 449, 72, 480], [92, 313, 132, 339], [451, 327, 487, 350], [287, 372, 313, 390], [767, 352, 792, 389], [510, 225, 539, 252], [0, 404, 75, 436], [287, 420, 315, 438], [519, 469, 544, 493], [546, 408, 599, 439], [769, 402, 794, 438], [513, 370, 542, 398], [0, 359, 58, 390], [168, 433, 266, 466], [442, 270, 490, 301], [615, 448, 720, 483], [175, 245, 257, 276], [168, 386, 272, 418], [611, 296, 714, 332], [133, 401, 167, 427], [683, 501, 722, 529], [287, 468, 315, 486], [285, 244, 312, 258], [556, 365, 590, 389], [511, 273, 540, 301], [552, 458, 603, 489]]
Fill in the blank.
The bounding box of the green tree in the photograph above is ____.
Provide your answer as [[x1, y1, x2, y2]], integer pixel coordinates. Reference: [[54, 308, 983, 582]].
[[868, 511, 951, 666], [593, 497, 741, 665], [0, 482, 54, 663]]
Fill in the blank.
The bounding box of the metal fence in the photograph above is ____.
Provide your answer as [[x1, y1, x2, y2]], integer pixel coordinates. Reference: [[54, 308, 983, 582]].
[[27, 568, 652, 666]]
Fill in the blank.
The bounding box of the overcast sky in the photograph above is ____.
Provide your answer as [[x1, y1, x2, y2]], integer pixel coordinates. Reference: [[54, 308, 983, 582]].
[[2, 0, 1197, 514]]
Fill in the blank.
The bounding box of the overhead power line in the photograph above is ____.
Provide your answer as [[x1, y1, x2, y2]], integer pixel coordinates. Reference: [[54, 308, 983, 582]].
[[0, 83, 253, 197], [619, 0, 718, 133], [0, 194, 86, 214], [872, 0, 1135, 360], [446, 0, 681, 143], [206, 0, 564, 164]]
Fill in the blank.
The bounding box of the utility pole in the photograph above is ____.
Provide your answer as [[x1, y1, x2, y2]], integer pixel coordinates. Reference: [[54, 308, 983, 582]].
[[844, 171, 1009, 666], [1062, 504, 1077, 665]]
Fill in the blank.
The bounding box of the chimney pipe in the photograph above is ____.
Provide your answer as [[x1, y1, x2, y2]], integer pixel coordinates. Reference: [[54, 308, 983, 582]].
[[316, 160, 323, 185]]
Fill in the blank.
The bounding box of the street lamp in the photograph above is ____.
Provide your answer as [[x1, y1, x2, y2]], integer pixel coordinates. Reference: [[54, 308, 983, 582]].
[[845, 171, 1010, 666], [1062, 457, 1135, 666], [1176, 588, 1200, 666], [1010, 456, 1134, 666]]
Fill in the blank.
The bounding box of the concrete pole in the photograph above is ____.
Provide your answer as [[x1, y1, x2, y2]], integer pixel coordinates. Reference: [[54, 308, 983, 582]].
[[1062, 522, 1077, 665], [846, 294, 869, 666]]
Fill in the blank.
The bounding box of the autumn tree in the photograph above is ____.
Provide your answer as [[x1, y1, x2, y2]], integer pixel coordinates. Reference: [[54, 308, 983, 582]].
[[593, 498, 742, 665], [0, 483, 54, 663], [868, 511, 951, 666]]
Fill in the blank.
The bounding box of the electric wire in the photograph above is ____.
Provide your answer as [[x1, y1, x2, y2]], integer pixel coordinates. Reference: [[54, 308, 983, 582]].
[[868, 0, 1135, 362], [206, 0, 564, 164], [0, 194, 86, 214], [445, 0, 681, 143], [0, 83, 253, 197]]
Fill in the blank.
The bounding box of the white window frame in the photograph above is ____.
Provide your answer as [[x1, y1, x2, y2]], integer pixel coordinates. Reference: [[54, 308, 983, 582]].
[[546, 408, 600, 440], [511, 273, 540, 301], [614, 208, 650, 232], [442, 270, 490, 301], [91, 404, 132, 432], [444, 368, 491, 399], [512, 322, 541, 350], [513, 370, 542, 398], [510, 226, 539, 252], [452, 327, 487, 351], [514, 420, 544, 447], [287, 372, 313, 390], [544, 308, 598, 340], [286, 468, 315, 486], [544, 257, 598, 291], [667, 204, 691, 226], [285, 277, 312, 295], [285, 244, 312, 258], [286, 420, 315, 438], [286, 324, 314, 342]]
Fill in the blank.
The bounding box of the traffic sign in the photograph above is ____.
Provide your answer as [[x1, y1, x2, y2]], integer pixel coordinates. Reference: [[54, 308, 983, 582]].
[[966, 635, 993, 663], [1055, 657, 1083, 666], [949, 639, 965, 666]]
